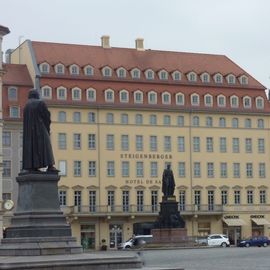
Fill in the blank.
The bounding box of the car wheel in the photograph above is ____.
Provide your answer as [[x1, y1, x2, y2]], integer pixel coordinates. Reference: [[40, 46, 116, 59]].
[[125, 245, 131, 249], [221, 242, 227, 247], [245, 243, 250, 247], [263, 243, 268, 247]]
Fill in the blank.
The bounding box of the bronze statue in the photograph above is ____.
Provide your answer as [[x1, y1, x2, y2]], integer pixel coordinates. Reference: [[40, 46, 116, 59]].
[[22, 89, 56, 172], [162, 164, 175, 197]]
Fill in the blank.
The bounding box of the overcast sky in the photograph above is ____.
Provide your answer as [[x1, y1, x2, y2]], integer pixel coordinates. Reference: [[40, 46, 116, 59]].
[[1, 0, 270, 88]]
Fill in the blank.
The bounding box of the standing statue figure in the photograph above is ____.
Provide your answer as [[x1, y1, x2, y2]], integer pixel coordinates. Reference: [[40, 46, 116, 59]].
[[162, 164, 175, 197], [22, 89, 56, 172]]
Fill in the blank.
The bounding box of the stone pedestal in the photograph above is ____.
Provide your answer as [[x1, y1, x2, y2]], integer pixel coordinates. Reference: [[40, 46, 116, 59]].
[[0, 172, 82, 255]]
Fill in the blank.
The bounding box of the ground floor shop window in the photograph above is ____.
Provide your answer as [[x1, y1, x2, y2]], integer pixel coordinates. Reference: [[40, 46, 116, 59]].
[[81, 224, 95, 249], [223, 226, 241, 245], [252, 224, 264, 237]]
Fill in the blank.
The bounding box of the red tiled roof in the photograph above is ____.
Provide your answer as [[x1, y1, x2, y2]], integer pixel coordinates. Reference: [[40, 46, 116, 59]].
[[3, 64, 33, 86], [31, 41, 265, 89]]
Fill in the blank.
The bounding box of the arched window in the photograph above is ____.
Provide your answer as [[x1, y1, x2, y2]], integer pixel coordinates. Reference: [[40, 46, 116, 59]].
[[187, 72, 197, 82], [257, 119, 264, 129], [55, 63, 65, 74], [176, 93, 184, 105], [86, 88, 96, 102], [214, 73, 223, 84], [119, 90, 129, 103], [256, 97, 264, 109], [145, 69, 155, 80], [72, 87, 81, 100], [201, 73, 210, 83], [105, 89, 114, 102], [131, 68, 141, 79], [84, 65, 94, 76], [243, 96, 252, 108], [217, 95, 226, 107], [159, 70, 168, 80], [239, 75, 248, 85], [192, 116, 200, 126], [70, 64, 79, 75], [162, 92, 171, 104], [191, 93, 200, 106], [57, 87, 67, 100], [134, 90, 143, 104], [148, 91, 157, 104], [8, 87, 17, 100], [172, 71, 181, 81], [40, 62, 50, 73], [116, 67, 127, 78], [219, 117, 226, 127], [230, 96, 239, 108], [227, 74, 236, 84], [204, 94, 213, 107], [102, 66, 112, 77], [41, 86, 52, 99], [232, 118, 239, 128]]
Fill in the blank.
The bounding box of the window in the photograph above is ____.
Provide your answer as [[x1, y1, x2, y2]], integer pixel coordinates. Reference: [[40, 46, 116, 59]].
[[177, 136, 185, 152], [106, 113, 114, 124], [74, 161, 82, 176], [176, 191, 185, 211], [245, 138, 252, 153], [149, 114, 157, 125], [58, 160, 67, 176], [233, 163, 240, 178], [227, 74, 235, 84], [150, 161, 158, 177], [234, 190, 241, 204], [163, 115, 171, 125], [58, 111, 66, 122], [214, 73, 223, 84], [103, 67, 112, 77], [151, 190, 158, 212], [247, 190, 253, 204], [259, 163, 266, 178], [137, 190, 144, 212], [135, 114, 143, 125], [150, 136, 157, 151], [172, 71, 181, 81], [73, 133, 81, 149], [121, 161, 129, 177], [10, 106, 20, 118], [3, 160, 11, 177], [159, 70, 168, 80], [145, 69, 154, 80], [136, 161, 144, 177], [121, 135, 129, 151], [207, 162, 214, 178], [59, 190, 67, 206], [191, 94, 200, 106], [246, 163, 253, 178], [3, 131, 11, 147], [219, 117, 226, 127], [230, 96, 239, 108], [176, 93, 184, 105], [55, 64, 64, 74], [256, 97, 264, 109], [84, 65, 93, 76], [148, 91, 157, 104], [88, 161, 96, 176], [193, 162, 201, 177], [188, 72, 197, 82], [58, 133, 67, 149], [217, 95, 226, 107], [73, 112, 81, 123], [260, 190, 266, 204], [164, 136, 171, 152], [245, 118, 252, 128], [232, 138, 240, 153], [221, 190, 228, 205], [232, 118, 239, 128], [105, 89, 114, 102], [136, 135, 143, 151], [88, 112, 96, 123], [106, 134, 114, 150], [201, 73, 210, 83], [177, 115, 184, 126], [107, 191, 115, 211], [89, 190, 96, 212], [193, 137, 200, 152], [204, 95, 213, 106], [70, 64, 79, 75], [8, 87, 17, 100], [120, 90, 129, 103], [162, 92, 171, 104], [243, 97, 252, 108], [257, 119, 264, 129], [3, 193, 11, 200], [208, 190, 214, 211], [194, 190, 201, 210], [107, 161, 115, 176], [206, 137, 213, 152], [72, 88, 81, 100], [88, 134, 96, 149], [240, 75, 248, 85], [220, 137, 227, 152], [40, 63, 49, 73], [122, 190, 129, 212], [206, 117, 213, 127], [57, 87, 67, 100], [131, 68, 140, 79], [177, 162, 185, 178], [192, 116, 200, 126], [258, 138, 265, 153], [134, 90, 143, 103], [86, 88, 96, 102], [220, 162, 227, 178]]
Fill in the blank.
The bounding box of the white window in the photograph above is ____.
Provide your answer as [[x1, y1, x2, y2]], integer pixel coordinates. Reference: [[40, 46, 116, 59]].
[[246, 163, 253, 178], [187, 72, 197, 82], [134, 90, 143, 104], [230, 95, 239, 108], [70, 64, 79, 75], [159, 70, 168, 80], [121, 114, 129, 124], [201, 72, 210, 83], [8, 87, 17, 100], [58, 112, 66, 122], [191, 94, 200, 106], [239, 75, 248, 85], [58, 160, 67, 176], [204, 94, 213, 107], [162, 92, 171, 104], [59, 190, 67, 206], [227, 74, 236, 84], [136, 135, 143, 151], [84, 65, 93, 76], [192, 116, 200, 126], [58, 133, 66, 149], [88, 161, 96, 177], [72, 88, 81, 101], [106, 134, 114, 150], [88, 112, 96, 123], [172, 71, 181, 81], [121, 134, 129, 150], [148, 91, 157, 104], [40, 62, 49, 73], [131, 68, 141, 79], [258, 139, 265, 153], [73, 161, 82, 177], [217, 95, 226, 107], [3, 131, 11, 147], [120, 90, 129, 103], [106, 113, 114, 124], [136, 162, 144, 177], [233, 163, 240, 178], [88, 134, 96, 149], [145, 69, 154, 80], [117, 67, 126, 78], [73, 133, 81, 149], [107, 161, 115, 176], [57, 87, 67, 100], [214, 73, 223, 84], [256, 97, 264, 109], [10, 106, 20, 118], [121, 161, 129, 177], [176, 93, 184, 105], [149, 115, 157, 125], [105, 89, 114, 102], [41, 86, 52, 99], [102, 66, 112, 77], [55, 63, 64, 74], [243, 96, 252, 108], [86, 88, 96, 102], [135, 114, 143, 125], [257, 119, 264, 129], [73, 112, 81, 123], [193, 162, 201, 177]]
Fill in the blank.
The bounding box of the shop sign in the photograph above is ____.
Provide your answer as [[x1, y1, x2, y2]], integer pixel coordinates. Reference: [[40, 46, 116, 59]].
[[250, 215, 264, 218], [120, 153, 172, 160], [223, 215, 239, 219]]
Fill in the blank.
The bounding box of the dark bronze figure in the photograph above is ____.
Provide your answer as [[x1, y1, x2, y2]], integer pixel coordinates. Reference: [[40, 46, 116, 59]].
[[162, 164, 175, 197], [22, 89, 56, 172]]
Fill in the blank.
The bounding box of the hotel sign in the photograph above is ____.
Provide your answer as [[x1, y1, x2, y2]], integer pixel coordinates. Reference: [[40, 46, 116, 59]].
[[125, 179, 162, 185], [120, 153, 173, 159]]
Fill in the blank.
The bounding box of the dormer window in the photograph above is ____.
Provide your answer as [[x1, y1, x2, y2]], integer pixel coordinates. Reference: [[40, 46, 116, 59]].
[[41, 86, 52, 99], [239, 75, 248, 85], [204, 94, 213, 107], [55, 63, 64, 74], [243, 96, 252, 108], [227, 74, 236, 84], [230, 95, 239, 108], [102, 66, 112, 77], [201, 73, 210, 83], [40, 63, 50, 74], [172, 71, 181, 81], [84, 65, 94, 76], [176, 93, 185, 105], [105, 89, 114, 102], [70, 64, 79, 75], [117, 68, 126, 78], [120, 89, 129, 103], [134, 90, 143, 104], [86, 88, 96, 102], [162, 92, 171, 104], [214, 73, 223, 84], [57, 87, 67, 100], [256, 97, 264, 109], [131, 68, 141, 79], [187, 72, 197, 82], [145, 69, 154, 80], [72, 87, 81, 100], [191, 93, 200, 106], [148, 91, 157, 104], [159, 70, 168, 80], [217, 95, 226, 107]]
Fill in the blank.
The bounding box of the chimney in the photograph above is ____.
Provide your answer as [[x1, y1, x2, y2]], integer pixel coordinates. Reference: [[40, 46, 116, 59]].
[[101, 35, 110, 48], [5, 49, 14, 64], [0, 25, 10, 70], [135, 38, 144, 51]]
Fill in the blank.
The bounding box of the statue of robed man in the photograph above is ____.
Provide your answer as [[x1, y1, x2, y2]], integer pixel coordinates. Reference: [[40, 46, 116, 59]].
[[162, 164, 175, 197]]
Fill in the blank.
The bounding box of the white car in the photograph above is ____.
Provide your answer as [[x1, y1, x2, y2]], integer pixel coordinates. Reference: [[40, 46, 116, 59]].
[[207, 234, 230, 247]]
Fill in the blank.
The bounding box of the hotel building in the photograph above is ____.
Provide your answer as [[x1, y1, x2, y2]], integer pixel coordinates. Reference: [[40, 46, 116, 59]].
[[4, 36, 270, 249]]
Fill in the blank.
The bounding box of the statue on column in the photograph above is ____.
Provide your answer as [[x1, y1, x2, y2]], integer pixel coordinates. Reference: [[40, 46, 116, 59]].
[[162, 164, 175, 197]]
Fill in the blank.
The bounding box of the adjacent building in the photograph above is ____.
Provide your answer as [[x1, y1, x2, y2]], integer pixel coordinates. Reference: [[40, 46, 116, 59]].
[[4, 36, 270, 248]]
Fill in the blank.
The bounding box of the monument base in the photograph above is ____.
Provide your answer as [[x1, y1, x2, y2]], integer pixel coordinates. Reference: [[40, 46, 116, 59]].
[[151, 228, 188, 243]]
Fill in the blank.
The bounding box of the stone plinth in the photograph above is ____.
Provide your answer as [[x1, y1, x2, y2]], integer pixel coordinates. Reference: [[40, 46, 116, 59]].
[[152, 228, 188, 243]]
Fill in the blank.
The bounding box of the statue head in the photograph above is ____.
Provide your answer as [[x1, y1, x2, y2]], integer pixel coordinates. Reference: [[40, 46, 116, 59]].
[[28, 89, 40, 100], [166, 164, 171, 170]]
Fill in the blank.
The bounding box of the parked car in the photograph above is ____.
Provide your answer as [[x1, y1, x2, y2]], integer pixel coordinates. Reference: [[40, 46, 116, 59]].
[[238, 236, 270, 247], [117, 235, 153, 249], [195, 237, 208, 246], [207, 234, 230, 247]]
